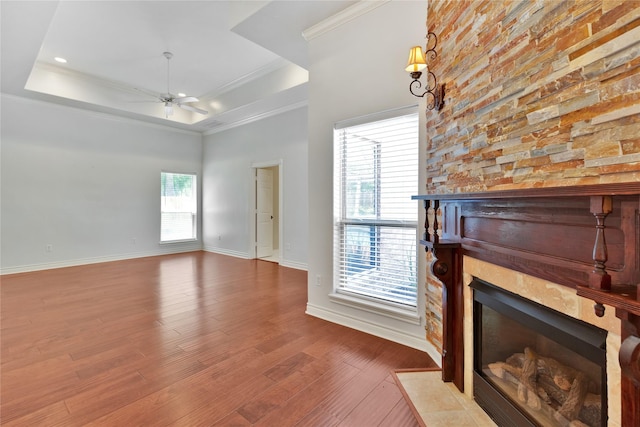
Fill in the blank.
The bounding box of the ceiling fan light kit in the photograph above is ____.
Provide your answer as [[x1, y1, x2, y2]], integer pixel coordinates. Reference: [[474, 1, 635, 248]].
[[164, 102, 173, 117], [146, 51, 209, 118]]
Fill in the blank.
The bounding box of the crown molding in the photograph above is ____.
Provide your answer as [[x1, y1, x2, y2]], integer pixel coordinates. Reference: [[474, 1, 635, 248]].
[[203, 100, 308, 135], [199, 58, 290, 99], [2, 92, 203, 136], [302, 0, 391, 41]]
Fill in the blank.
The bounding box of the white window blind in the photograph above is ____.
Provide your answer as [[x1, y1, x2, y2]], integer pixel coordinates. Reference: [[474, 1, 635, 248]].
[[334, 109, 419, 307], [161, 172, 197, 242]]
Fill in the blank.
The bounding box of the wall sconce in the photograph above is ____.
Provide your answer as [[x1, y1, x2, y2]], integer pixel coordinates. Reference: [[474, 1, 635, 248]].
[[406, 32, 445, 111]]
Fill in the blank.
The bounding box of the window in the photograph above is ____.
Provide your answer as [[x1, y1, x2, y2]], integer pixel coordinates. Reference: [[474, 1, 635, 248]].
[[334, 108, 419, 308], [161, 172, 197, 242]]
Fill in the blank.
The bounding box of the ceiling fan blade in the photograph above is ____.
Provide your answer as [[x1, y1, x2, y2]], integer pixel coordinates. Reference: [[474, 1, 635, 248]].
[[132, 86, 162, 100], [178, 104, 208, 115], [130, 53, 207, 119], [174, 96, 199, 104]]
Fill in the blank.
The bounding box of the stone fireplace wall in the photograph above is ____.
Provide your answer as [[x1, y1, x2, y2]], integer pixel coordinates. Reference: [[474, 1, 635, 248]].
[[421, 4, 639, 425], [461, 257, 622, 427], [422, 0, 640, 373], [425, 0, 640, 193]]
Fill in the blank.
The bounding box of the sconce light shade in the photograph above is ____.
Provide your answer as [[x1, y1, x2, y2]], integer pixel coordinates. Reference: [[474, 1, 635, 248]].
[[405, 46, 427, 73]]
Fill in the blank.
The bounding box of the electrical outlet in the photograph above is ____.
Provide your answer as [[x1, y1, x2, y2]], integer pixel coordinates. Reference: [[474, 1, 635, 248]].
[[218, 235, 222, 240], [286, 243, 291, 251], [316, 274, 321, 286], [132, 237, 137, 245], [45, 244, 53, 253]]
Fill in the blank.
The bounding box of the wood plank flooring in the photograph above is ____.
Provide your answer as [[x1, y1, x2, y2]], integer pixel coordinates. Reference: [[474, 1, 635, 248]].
[[1, 252, 437, 426]]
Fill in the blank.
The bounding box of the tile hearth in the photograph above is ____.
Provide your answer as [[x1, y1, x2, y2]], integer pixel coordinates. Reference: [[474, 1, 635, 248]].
[[395, 370, 496, 427]]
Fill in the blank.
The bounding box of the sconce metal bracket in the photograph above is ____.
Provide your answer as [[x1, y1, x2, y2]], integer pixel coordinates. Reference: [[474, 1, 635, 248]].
[[409, 32, 445, 111]]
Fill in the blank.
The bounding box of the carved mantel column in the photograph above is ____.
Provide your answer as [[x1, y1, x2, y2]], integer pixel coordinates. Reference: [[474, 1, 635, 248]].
[[619, 312, 640, 425], [619, 314, 640, 386], [577, 190, 640, 427], [422, 199, 463, 392], [590, 195, 613, 292]]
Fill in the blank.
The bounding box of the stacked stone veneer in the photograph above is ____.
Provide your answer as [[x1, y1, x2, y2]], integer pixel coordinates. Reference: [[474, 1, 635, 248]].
[[425, 0, 640, 193], [424, 250, 443, 353]]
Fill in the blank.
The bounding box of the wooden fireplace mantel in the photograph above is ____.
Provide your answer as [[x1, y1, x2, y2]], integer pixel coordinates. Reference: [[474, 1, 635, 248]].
[[413, 182, 640, 426]]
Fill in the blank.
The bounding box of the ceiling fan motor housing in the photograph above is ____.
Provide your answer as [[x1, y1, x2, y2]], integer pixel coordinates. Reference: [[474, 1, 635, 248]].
[[158, 51, 207, 117]]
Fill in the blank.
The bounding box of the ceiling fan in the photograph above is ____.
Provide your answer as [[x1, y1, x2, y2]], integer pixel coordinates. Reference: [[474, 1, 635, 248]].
[[137, 51, 208, 118]]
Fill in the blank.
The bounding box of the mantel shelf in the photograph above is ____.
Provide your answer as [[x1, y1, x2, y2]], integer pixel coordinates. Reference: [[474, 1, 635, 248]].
[[576, 284, 640, 317], [414, 182, 640, 319], [419, 239, 459, 249], [412, 182, 640, 201]]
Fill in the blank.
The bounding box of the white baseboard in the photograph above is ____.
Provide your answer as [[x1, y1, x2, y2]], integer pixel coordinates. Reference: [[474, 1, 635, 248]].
[[305, 302, 442, 366], [0, 245, 203, 275], [278, 259, 308, 271], [203, 247, 308, 271], [202, 246, 250, 259]]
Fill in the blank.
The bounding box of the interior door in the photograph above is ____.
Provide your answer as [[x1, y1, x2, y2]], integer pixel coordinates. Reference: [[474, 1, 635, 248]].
[[256, 168, 274, 258]]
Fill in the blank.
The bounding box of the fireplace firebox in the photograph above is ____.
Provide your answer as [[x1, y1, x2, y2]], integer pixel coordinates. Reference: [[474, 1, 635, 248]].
[[472, 278, 608, 427]]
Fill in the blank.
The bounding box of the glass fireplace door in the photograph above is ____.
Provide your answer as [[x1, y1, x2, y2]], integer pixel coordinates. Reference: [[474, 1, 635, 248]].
[[471, 278, 607, 427]]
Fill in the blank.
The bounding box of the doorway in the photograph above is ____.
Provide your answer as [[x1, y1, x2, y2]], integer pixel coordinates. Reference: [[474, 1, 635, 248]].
[[252, 161, 282, 263]]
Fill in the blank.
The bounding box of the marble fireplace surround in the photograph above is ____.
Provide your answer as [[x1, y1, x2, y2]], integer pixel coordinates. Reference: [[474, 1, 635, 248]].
[[413, 182, 640, 427]]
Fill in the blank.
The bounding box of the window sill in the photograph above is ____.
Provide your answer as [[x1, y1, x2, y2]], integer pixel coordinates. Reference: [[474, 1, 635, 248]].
[[159, 238, 198, 245], [329, 292, 421, 325]]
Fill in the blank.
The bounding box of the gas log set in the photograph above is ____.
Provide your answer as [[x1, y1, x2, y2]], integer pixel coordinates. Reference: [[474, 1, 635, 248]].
[[488, 347, 601, 427]]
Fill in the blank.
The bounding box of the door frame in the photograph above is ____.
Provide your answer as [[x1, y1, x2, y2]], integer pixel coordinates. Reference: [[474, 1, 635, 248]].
[[249, 159, 284, 261]]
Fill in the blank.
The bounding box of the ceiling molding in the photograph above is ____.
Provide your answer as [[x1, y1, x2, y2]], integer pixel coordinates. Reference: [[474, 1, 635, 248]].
[[26, 62, 208, 126], [3, 2, 348, 134], [302, 0, 390, 41], [200, 57, 291, 99], [203, 100, 308, 136], [2, 92, 203, 136], [29, 61, 157, 97]]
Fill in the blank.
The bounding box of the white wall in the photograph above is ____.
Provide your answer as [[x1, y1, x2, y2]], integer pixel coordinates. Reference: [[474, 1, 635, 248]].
[[306, 1, 437, 356], [0, 95, 203, 274], [202, 106, 308, 270]]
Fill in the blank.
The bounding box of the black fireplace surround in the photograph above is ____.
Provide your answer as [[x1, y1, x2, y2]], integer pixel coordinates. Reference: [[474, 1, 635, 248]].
[[472, 278, 608, 427]]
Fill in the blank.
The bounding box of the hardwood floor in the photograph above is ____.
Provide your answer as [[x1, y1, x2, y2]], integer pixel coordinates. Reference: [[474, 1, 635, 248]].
[[1, 252, 437, 426]]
